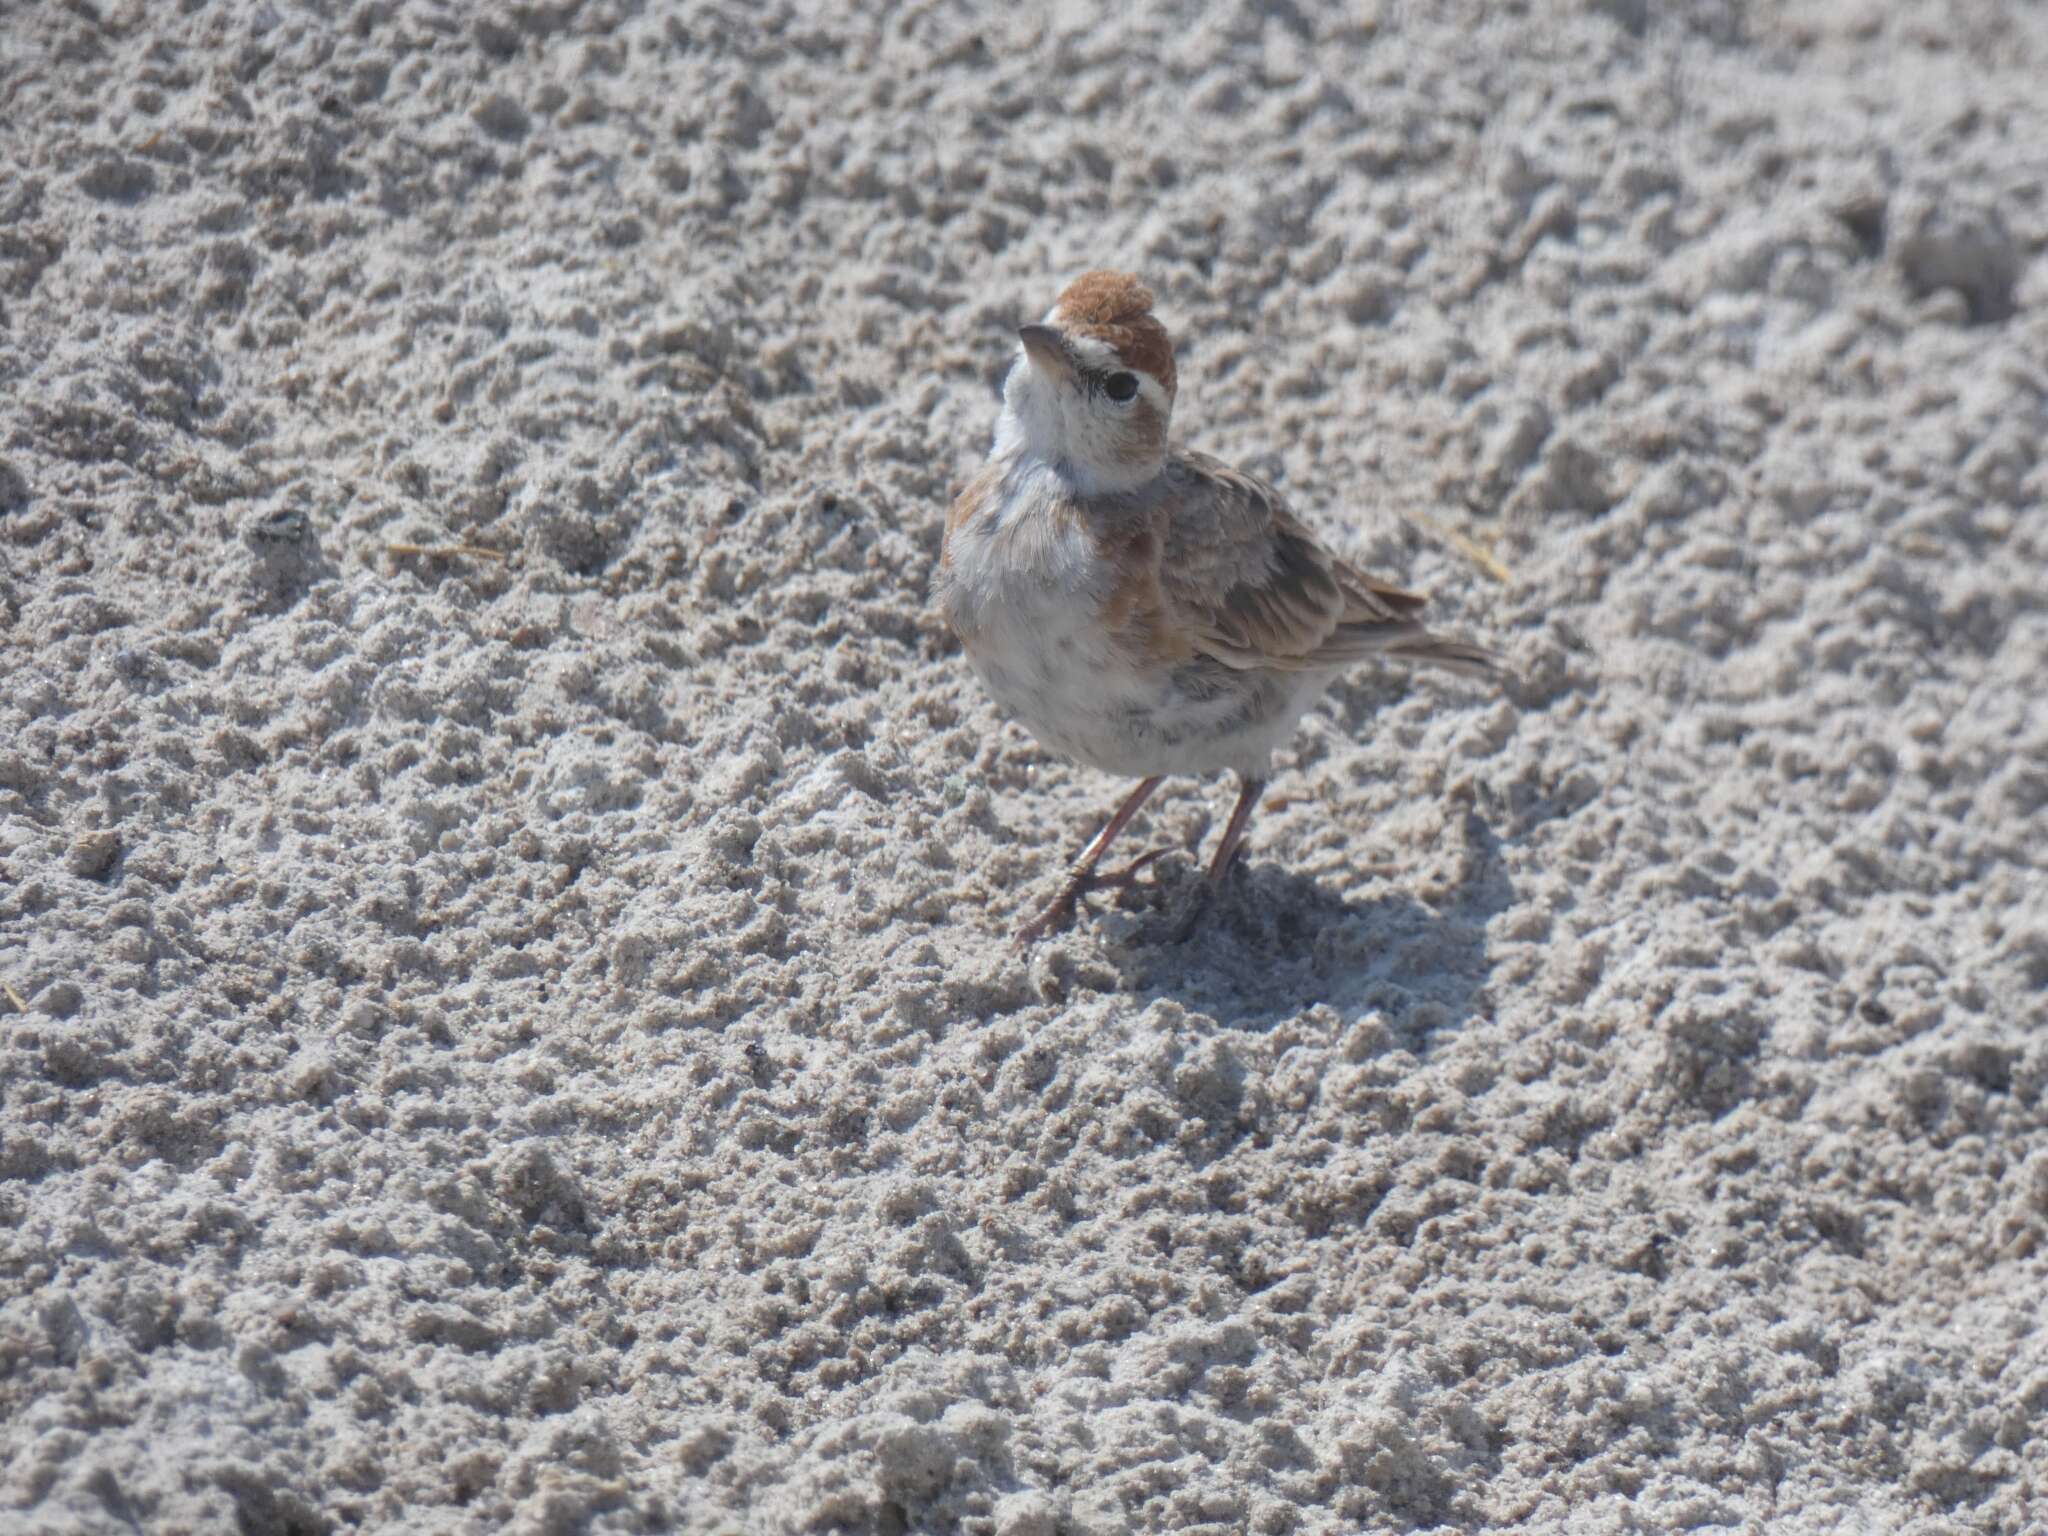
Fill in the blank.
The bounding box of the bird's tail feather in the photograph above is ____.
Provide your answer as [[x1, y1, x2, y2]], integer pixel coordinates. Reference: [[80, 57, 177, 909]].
[[1382, 634, 1508, 681], [1292, 621, 1509, 680]]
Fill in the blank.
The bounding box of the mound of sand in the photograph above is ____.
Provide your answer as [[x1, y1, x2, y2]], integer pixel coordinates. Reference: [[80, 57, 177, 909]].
[[3, 2, 2045, 1532]]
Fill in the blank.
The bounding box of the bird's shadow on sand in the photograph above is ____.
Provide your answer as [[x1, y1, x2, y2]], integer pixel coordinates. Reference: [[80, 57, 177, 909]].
[[1088, 807, 1514, 1044]]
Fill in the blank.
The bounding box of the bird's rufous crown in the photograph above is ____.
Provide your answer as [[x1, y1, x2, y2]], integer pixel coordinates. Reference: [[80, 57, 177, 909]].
[[1052, 270, 1176, 397]]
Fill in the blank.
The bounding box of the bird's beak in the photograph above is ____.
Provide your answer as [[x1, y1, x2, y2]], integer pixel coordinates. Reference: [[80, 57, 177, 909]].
[[1017, 324, 1074, 380]]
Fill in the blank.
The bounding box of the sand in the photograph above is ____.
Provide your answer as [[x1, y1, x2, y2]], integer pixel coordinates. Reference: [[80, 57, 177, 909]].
[[3, 1, 2046, 1532]]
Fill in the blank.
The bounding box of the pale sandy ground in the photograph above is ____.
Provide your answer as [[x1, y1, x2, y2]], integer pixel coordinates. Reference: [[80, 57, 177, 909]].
[[3, 2, 2047, 1533]]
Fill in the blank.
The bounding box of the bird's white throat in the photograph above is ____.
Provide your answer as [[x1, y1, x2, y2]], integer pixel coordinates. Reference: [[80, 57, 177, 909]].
[[992, 356, 1158, 497]]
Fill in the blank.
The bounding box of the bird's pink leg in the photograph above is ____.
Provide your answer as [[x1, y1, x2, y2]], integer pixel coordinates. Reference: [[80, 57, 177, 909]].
[[1173, 775, 1266, 940], [1015, 776, 1167, 944]]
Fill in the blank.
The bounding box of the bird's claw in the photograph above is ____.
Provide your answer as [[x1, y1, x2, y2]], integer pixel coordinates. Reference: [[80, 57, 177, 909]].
[[1091, 846, 1171, 889], [1014, 846, 1174, 945]]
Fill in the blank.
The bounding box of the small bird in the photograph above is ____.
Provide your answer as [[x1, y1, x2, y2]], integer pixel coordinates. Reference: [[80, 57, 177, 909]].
[[936, 271, 1504, 943]]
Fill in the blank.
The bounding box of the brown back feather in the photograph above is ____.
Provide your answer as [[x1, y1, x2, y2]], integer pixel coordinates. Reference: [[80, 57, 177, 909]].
[[1156, 452, 1457, 671]]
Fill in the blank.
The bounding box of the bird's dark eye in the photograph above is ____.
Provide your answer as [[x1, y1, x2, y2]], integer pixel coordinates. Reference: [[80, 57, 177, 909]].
[[1103, 371, 1140, 403]]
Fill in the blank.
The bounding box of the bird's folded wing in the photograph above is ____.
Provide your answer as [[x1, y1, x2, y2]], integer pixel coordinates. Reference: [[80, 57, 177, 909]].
[[1157, 452, 1429, 672]]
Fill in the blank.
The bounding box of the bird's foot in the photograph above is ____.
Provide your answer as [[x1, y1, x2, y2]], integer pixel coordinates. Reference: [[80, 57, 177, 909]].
[[1168, 844, 1247, 943], [1168, 884, 1215, 944], [1014, 847, 1173, 946]]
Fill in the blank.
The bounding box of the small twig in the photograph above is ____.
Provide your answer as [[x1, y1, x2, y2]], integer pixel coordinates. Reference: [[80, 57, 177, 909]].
[[1401, 509, 1514, 586], [1, 982, 26, 1013], [385, 542, 509, 563]]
